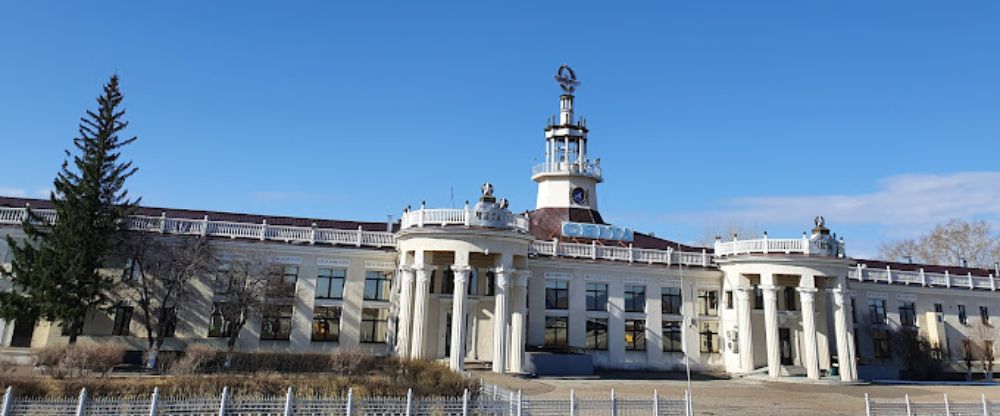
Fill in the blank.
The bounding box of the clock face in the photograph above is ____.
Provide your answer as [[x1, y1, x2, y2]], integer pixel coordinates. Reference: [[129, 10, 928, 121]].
[[571, 187, 587, 205]]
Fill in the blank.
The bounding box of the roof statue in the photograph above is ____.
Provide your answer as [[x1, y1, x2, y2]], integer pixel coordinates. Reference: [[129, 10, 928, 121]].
[[554, 64, 580, 94], [815, 216, 825, 228], [481, 182, 494, 197]]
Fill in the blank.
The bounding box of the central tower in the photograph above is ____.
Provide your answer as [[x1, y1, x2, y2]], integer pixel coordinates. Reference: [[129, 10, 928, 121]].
[[532, 65, 603, 211]]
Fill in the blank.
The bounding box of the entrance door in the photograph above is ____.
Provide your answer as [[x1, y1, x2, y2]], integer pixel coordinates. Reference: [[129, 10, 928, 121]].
[[10, 320, 35, 348], [779, 328, 793, 365]]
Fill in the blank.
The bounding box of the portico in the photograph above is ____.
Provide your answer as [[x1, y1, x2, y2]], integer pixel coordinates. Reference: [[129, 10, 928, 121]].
[[394, 184, 533, 374]]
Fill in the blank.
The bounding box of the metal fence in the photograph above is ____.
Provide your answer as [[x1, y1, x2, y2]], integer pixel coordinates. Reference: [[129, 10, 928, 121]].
[[0, 385, 692, 416], [866, 393, 998, 416]]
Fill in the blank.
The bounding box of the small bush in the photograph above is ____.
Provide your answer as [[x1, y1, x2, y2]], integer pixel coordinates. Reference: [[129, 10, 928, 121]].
[[168, 344, 219, 374], [34, 344, 126, 378]]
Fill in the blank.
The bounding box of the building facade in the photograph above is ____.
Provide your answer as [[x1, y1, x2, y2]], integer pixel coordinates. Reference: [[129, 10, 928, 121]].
[[2, 67, 999, 382]]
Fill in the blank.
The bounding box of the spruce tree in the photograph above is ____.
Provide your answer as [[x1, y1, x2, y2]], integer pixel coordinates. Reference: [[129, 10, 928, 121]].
[[0, 75, 139, 343]]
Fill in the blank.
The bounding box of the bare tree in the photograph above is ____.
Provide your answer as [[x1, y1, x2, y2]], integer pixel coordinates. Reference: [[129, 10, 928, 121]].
[[879, 219, 999, 268], [119, 232, 216, 370], [970, 322, 998, 381], [697, 221, 764, 247], [211, 250, 280, 368]]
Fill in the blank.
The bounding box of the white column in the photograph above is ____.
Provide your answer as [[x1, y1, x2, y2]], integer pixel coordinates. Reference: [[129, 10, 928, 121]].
[[396, 267, 415, 358], [798, 287, 820, 380], [760, 285, 780, 378], [832, 288, 857, 382], [735, 287, 754, 374], [493, 266, 512, 373], [450, 265, 471, 372], [509, 271, 531, 374], [0, 319, 6, 347], [410, 265, 432, 359]]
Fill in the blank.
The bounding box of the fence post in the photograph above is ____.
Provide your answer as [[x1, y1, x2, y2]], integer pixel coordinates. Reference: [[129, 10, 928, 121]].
[[218, 386, 228, 416], [864, 393, 871, 416], [463, 389, 469, 416], [905, 394, 912, 416], [516, 390, 522, 416], [610, 388, 617, 416], [686, 389, 693, 416], [405, 388, 412, 416], [569, 389, 575, 416], [346, 388, 354, 416], [653, 389, 659, 416], [283, 387, 293, 416], [148, 387, 160, 416], [1, 386, 12, 416], [492, 385, 497, 401], [508, 391, 514, 416], [75, 388, 87, 416], [944, 393, 951, 416], [983, 394, 989, 416]]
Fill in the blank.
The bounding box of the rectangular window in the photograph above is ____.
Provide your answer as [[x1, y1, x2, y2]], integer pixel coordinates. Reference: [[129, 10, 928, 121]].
[[784, 288, 797, 311], [545, 316, 569, 347], [698, 290, 718, 316], [484, 271, 496, 296], [699, 321, 719, 353], [585, 317, 608, 350], [441, 269, 454, 294], [545, 280, 569, 310], [868, 299, 887, 325], [724, 290, 733, 310], [981, 306, 990, 325], [899, 302, 916, 328], [753, 286, 763, 310], [112, 304, 133, 336], [959, 304, 968, 325], [208, 303, 233, 338], [586, 283, 608, 311], [163, 307, 177, 338], [266, 265, 299, 298], [61, 319, 83, 337], [625, 319, 646, 351], [360, 308, 389, 343], [934, 303, 944, 323], [624, 285, 646, 313], [364, 270, 392, 301], [872, 328, 891, 358], [311, 306, 341, 342], [662, 287, 682, 315], [663, 321, 683, 352], [261, 304, 293, 341], [123, 257, 141, 281], [315, 268, 346, 299], [467, 268, 479, 296]]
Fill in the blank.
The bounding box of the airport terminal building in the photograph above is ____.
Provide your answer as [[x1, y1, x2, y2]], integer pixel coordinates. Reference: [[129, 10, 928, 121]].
[[2, 68, 998, 382]]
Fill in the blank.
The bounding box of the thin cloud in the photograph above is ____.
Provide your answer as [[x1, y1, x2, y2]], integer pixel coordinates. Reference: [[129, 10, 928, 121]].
[[689, 172, 1000, 227], [0, 187, 27, 198]]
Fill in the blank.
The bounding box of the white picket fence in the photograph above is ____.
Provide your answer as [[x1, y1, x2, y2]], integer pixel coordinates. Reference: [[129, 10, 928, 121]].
[[0, 385, 692, 416], [866, 393, 999, 416]]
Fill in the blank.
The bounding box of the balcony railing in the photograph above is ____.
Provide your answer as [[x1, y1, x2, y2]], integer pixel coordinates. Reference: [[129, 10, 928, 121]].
[[399, 208, 530, 233], [850, 265, 998, 291], [0, 206, 397, 248], [530, 239, 711, 267], [531, 161, 602, 180], [714, 237, 810, 256]]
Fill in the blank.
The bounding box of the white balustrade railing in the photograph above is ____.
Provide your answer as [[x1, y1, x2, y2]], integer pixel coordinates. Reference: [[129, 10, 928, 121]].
[[531, 161, 603, 180], [850, 266, 999, 291], [529, 239, 711, 267], [0, 206, 397, 249], [399, 208, 530, 233], [714, 237, 809, 257]]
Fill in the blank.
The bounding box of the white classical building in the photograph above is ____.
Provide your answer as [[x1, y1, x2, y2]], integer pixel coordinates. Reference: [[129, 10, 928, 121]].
[[2, 66, 999, 382]]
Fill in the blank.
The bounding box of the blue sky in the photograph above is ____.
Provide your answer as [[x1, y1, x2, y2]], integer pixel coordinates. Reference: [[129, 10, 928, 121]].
[[1, 1, 998, 257]]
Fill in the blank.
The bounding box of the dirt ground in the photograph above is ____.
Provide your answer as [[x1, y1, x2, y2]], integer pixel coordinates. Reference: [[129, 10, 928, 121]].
[[472, 370, 1000, 416]]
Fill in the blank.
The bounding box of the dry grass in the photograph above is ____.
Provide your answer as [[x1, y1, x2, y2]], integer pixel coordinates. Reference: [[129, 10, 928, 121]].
[[0, 350, 475, 398]]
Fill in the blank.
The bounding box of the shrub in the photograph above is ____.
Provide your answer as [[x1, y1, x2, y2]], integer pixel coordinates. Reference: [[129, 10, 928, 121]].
[[33, 344, 126, 378], [0, 357, 16, 376], [168, 344, 220, 374]]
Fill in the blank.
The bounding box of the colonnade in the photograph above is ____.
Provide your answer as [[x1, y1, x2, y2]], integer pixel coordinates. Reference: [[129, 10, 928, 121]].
[[732, 278, 857, 382], [395, 255, 532, 374]]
